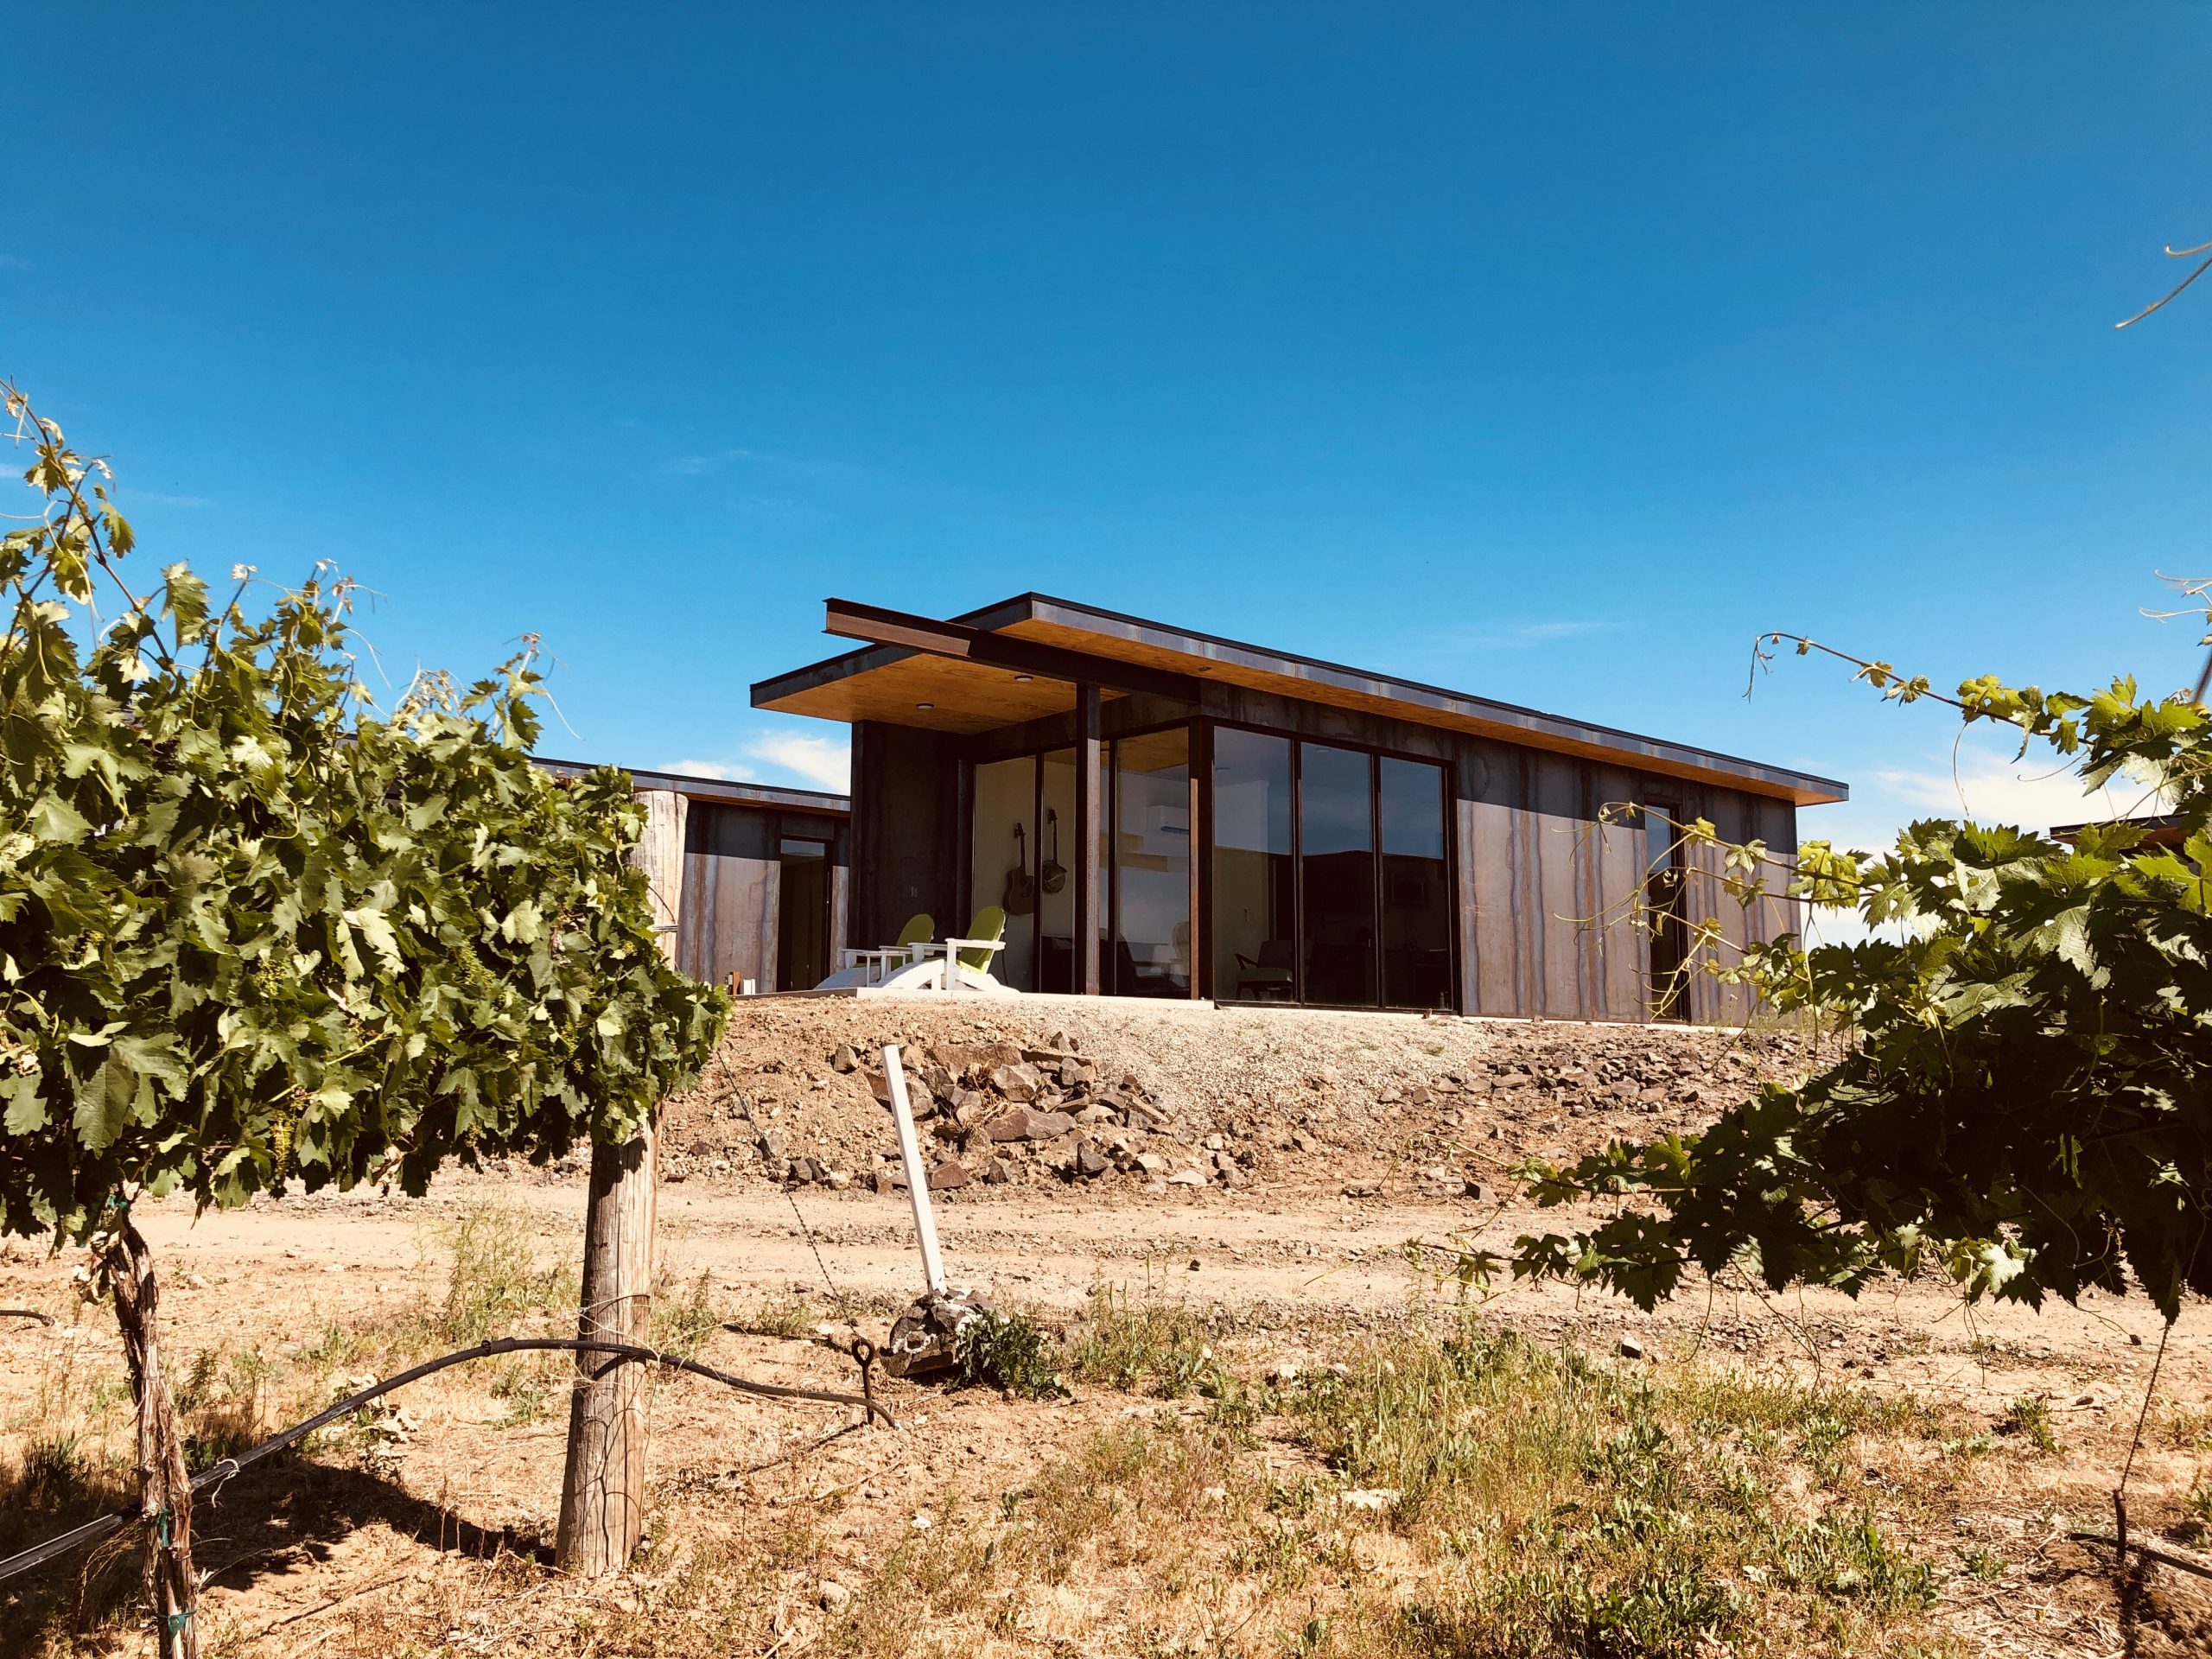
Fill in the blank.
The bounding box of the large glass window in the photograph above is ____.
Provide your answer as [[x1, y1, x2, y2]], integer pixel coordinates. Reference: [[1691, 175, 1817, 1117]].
[[1212, 731, 1451, 1009], [1212, 729, 1295, 1001], [1109, 728, 1192, 996], [1380, 758, 1451, 1009], [970, 755, 1037, 989], [1300, 743, 1376, 1006]]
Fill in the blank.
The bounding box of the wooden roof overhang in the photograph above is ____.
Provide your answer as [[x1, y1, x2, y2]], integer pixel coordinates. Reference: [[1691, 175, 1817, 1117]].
[[752, 594, 1849, 808]]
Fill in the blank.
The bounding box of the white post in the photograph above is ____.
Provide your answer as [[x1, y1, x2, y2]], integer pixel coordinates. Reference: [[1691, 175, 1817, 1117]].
[[882, 1045, 949, 1295]]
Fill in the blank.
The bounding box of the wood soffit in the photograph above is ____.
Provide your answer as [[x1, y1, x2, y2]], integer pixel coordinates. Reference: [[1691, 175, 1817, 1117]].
[[751, 594, 1848, 806]]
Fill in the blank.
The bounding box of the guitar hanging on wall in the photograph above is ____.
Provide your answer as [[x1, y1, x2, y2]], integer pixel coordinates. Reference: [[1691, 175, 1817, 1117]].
[[1040, 808, 1069, 896], [1002, 823, 1036, 915]]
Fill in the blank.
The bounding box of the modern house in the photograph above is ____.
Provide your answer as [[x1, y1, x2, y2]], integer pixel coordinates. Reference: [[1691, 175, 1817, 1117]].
[[749, 594, 1847, 1024], [536, 760, 849, 994]]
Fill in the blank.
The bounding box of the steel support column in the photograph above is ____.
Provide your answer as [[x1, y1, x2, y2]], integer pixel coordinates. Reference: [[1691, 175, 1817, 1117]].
[[1075, 683, 1103, 995]]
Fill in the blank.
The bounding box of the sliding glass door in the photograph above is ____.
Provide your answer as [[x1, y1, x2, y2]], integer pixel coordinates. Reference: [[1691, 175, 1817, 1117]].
[[1211, 729, 1295, 1001], [1380, 758, 1451, 1008], [1211, 729, 1452, 1010], [969, 728, 1197, 997]]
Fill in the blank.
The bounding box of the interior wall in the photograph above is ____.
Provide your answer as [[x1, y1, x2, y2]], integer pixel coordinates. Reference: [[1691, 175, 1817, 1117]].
[[969, 753, 1038, 988]]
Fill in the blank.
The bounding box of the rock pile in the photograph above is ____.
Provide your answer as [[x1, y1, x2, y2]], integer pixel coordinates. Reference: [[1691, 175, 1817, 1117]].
[[848, 1031, 1243, 1194], [658, 994, 1836, 1201]]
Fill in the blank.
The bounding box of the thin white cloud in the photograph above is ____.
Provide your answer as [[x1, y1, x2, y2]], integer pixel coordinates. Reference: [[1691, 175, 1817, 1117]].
[[135, 491, 213, 509], [660, 445, 836, 478], [1456, 619, 1615, 651], [0, 255, 29, 272], [667, 731, 852, 794], [661, 449, 753, 476], [734, 495, 826, 524], [1870, 751, 2163, 837]]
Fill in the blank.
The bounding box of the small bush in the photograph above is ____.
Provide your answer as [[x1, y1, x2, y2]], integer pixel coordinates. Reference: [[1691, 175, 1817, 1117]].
[[491, 1355, 562, 1428], [724, 1293, 812, 1339], [956, 1312, 1069, 1399], [17, 1434, 91, 1510], [653, 1268, 723, 1359]]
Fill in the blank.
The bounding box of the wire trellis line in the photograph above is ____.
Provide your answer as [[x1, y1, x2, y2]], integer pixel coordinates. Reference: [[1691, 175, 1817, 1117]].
[[0, 1333, 896, 1588]]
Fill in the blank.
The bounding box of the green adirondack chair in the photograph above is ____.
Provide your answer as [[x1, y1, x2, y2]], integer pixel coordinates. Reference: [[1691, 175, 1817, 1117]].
[[956, 905, 1007, 975]]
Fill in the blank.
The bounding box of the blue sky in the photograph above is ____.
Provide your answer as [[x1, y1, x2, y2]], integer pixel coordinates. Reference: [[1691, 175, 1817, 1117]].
[[7, 5, 2209, 850]]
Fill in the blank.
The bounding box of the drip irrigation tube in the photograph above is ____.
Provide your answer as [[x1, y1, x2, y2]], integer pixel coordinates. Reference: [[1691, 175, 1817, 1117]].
[[2067, 1530, 2212, 1583], [0, 1334, 895, 1587]]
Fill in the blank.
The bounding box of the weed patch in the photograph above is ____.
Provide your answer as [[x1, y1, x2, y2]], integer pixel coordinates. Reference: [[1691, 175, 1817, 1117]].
[[1282, 1318, 1942, 1657], [431, 1201, 573, 1345]]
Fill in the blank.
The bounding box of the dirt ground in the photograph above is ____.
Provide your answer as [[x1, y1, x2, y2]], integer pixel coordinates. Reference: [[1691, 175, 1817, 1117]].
[[3, 995, 2210, 1657]]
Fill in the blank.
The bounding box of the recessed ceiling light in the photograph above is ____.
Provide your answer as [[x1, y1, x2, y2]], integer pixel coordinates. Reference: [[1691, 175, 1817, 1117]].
[[914, 701, 935, 710], [1014, 673, 1034, 683]]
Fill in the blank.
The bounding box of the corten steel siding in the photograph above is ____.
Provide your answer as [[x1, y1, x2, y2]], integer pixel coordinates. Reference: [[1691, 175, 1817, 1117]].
[[676, 801, 849, 991], [849, 721, 963, 953], [1452, 741, 1797, 1023], [1681, 785, 1800, 1027]]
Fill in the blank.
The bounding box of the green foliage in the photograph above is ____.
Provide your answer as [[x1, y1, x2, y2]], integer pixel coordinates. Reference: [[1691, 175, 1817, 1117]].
[[1065, 1283, 1223, 1397], [1509, 609, 2212, 1322], [955, 1310, 1070, 1399], [0, 385, 728, 1242], [1999, 1395, 2060, 1456]]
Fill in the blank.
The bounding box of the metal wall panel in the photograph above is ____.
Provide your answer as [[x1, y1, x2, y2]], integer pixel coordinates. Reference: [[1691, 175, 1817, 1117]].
[[830, 863, 850, 970], [1589, 763, 1651, 1019], [677, 845, 775, 989], [1446, 742, 1797, 1025], [674, 800, 849, 991]]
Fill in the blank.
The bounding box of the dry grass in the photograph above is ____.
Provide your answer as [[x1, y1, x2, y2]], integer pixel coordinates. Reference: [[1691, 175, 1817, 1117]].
[[4, 1253, 2202, 1657]]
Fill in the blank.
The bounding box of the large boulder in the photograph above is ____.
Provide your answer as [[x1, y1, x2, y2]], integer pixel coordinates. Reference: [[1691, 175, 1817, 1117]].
[[984, 1106, 1075, 1142], [988, 1062, 1045, 1103]]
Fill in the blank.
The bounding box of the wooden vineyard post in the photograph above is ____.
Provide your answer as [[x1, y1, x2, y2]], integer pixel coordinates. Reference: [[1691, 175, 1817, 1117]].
[[555, 1127, 658, 1573], [556, 789, 685, 1575], [107, 1214, 199, 1658]]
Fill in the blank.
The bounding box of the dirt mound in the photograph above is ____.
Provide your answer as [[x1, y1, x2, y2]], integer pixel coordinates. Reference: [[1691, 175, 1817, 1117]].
[[659, 997, 1829, 1202]]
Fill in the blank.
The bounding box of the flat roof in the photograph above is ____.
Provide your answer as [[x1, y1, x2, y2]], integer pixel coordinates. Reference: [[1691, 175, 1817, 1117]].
[[752, 593, 1847, 807], [534, 756, 849, 816]]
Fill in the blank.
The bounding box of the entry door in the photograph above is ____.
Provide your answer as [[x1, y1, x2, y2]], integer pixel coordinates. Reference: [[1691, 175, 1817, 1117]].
[[775, 836, 833, 991]]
